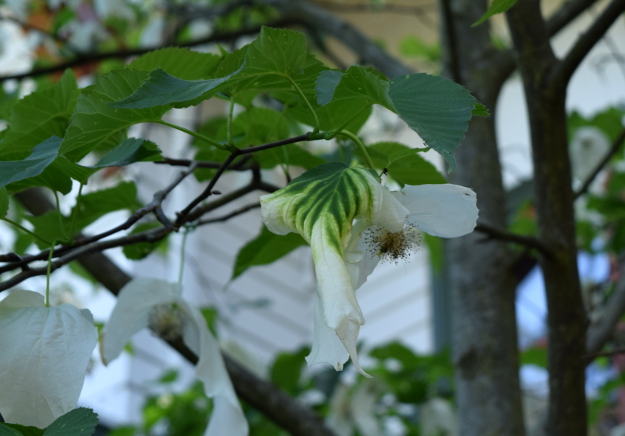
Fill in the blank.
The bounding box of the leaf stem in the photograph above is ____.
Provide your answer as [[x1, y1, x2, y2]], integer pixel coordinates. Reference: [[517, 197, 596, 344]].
[[227, 98, 236, 145], [1, 217, 52, 246], [284, 75, 320, 133], [338, 130, 376, 171], [53, 190, 68, 240], [69, 184, 84, 239], [178, 228, 190, 285], [155, 119, 228, 150], [45, 243, 55, 307]]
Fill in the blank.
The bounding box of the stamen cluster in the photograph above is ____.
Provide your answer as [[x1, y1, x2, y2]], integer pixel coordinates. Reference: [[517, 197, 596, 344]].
[[363, 224, 421, 264], [148, 303, 187, 340]]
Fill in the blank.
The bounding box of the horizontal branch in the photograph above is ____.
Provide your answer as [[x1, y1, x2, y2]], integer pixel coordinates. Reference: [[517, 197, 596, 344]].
[[155, 155, 253, 170], [0, 21, 295, 82], [261, 0, 413, 78], [0, 226, 171, 292], [475, 221, 554, 257], [1, 178, 264, 286]]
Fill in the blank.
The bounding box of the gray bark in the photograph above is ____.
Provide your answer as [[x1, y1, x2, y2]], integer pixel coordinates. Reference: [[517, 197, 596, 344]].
[[440, 1, 526, 435]]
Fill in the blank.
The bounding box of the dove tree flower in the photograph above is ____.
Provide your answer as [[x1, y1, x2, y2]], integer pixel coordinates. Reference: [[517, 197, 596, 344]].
[[570, 126, 611, 182], [0, 290, 98, 428], [260, 162, 478, 376], [100, 278, 248, 436]]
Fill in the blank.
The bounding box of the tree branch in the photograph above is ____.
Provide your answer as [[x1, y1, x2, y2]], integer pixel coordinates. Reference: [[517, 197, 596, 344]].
[[1, 176, 264, 284], [574, 127, 625, 199], [553, 0, 625, 85], [260, 0, 413, 78], [586, 257, 625, 357], [546, 0, 601, 36], [0, 22, 294, 82], [14, 187, 337, 436], [195, 203, 260, 226], [475, 221, 554, 257]]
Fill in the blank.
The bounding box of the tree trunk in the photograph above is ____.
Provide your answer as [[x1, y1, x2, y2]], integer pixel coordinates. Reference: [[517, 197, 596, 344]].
[[440, 1, 526, 435], [506, 1, 588, 434]]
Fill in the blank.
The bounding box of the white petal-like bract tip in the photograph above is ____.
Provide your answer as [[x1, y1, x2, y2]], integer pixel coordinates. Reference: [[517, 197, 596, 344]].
[[395, 184, 478, 238], [0, 290, 97, 428]]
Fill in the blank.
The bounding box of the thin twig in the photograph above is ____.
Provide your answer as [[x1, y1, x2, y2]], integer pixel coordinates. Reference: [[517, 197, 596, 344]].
[[175, 154, 237, 226], [238, 133, 314, 154], [308, 0, 436, 15], [553, 0, 625, 85], [582, 347, 625, 361], [1, 180, 264, 288], [0, 21, 296, 82], [154, 155, 253, 170], [0, 226, 171, 292], [0, 252, 23, 263], [475, 222, 554, 257], [195, 203, 261, 226], [574, 127, 625, 199]]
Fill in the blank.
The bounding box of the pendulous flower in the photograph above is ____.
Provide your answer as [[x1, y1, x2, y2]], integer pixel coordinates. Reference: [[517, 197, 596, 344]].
[[100, 278, 248, 436], [260, 163, 478, 376]]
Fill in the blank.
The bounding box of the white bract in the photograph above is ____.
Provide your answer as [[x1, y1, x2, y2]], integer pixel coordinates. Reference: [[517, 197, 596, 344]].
[[100, 278, 248, 436], [0, 290, 98, 428], [260, 163, 478, 376], [570, 126, 610, 182]]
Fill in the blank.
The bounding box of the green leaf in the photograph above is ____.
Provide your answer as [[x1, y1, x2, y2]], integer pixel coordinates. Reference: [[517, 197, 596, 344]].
[[128, 48, 221, 80], [232, 107, 290, 147], [0, 187, 8, 217], [472, 102, 490, 116], [398, 35, 440, 61], [0, 87, 18, 121], [61, 69, 169, 161], [423, 233, 443, 272], [28, 182, 140, 247], [157, 369, 179, 384], [0, 136, 61, 190], [43, 407, 98, 436], [388, 73, 477, 171], [270, 347, 310, 395], [355, 141, 446, 185], [1, 423, 43, 436], [316, 65, 393, 110], [114, 27, 313, 110], [285, 97, 372, 133], [0, 70, 78, 160], [122, 222, 168, 260], [92, 138, 161, 167], [473, 0, 519, 26], [568, 108, 625, 143], [109, 66, 244, 110], [232, 225, 307, 280], [0, 423, 27, 436], [256, 144, 326, 170], [520, 347, 547, 369], [315, 70, 343, 106], [200, 307, 218, 336], [244, 26, 308, 76], [9, 156, 97, 194]]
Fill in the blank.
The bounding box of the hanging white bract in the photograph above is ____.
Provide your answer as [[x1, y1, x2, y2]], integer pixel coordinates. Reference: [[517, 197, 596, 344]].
[[260, 163, 478, 376], [0, 290, 98, 428], [100, 278, 248, 436]]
